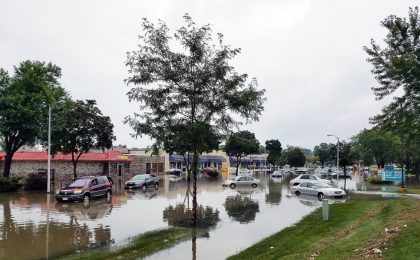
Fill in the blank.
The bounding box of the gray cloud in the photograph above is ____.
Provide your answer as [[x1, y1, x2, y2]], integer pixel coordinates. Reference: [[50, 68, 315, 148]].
[[0, 0, 416, 150]]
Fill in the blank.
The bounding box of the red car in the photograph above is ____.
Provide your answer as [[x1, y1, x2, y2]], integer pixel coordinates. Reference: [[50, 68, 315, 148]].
[[55, 176, 112, 203]]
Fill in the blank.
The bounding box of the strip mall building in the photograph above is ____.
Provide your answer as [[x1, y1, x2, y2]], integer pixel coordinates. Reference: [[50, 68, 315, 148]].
[[0, 149, 267, 182]]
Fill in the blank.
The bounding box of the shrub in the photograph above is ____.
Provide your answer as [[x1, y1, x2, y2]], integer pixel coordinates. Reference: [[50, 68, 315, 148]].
[[24, 173, 47, 190], [366, 174, 393, 184], [0, 176, 22, 192]]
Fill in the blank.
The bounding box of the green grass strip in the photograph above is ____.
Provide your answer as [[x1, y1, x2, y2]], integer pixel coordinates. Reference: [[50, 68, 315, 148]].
[[57, 227, 191, 260], [384, 220, 420, 260], [228, 200, 379, 260]]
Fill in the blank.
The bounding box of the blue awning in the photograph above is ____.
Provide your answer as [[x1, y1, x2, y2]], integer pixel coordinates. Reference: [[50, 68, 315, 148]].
[[169, 154, 225, 163]]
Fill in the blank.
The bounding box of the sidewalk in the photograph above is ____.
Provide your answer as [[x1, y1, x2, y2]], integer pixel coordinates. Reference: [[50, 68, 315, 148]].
[[353, 190, 420, 199]]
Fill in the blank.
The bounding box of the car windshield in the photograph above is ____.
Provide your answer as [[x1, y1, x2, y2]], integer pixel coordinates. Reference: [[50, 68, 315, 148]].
[[69, 179, 89, 187], [132, 175, 148, 181], [315, 183, 331, 188]]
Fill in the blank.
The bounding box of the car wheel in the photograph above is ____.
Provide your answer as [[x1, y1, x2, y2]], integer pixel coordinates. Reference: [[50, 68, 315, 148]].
[[83, 194, 90, 205], [142, 185, 147, 192], [251, 183, 257, 188], [106, 190, 112, 201], [155, 183, 159, 190], [295, 190, 301, 196], [318, 193, 325, 201], [230, 183, 236, 189]]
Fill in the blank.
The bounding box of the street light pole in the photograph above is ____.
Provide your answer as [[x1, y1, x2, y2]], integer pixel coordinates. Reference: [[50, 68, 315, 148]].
[[327, 134, 340, 183], [47, 105, 51, 194]]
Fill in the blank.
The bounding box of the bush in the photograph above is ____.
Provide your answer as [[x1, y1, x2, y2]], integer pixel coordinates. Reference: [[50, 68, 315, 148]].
[[366, 174, 393, 184], [0, 176, 22, 192], [24, 173, 47, 190]]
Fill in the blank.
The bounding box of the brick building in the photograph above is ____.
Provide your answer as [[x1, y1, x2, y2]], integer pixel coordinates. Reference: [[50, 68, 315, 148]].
[[0, 151, 132, 184]]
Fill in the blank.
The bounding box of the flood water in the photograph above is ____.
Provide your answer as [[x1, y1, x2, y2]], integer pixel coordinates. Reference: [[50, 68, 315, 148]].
[[1, 172, 419, 260]]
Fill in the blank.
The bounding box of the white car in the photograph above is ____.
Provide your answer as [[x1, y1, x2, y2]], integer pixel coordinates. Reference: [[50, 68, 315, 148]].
[[291, 182, 346, 200], [222, 176, 261, 188], [290, 174, 332, 186], [271, 170, 283, 178]]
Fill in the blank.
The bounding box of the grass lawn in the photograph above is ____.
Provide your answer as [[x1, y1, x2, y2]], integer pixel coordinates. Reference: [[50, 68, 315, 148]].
[[228, 198, 420, 260], [58, 227, 191, 260]]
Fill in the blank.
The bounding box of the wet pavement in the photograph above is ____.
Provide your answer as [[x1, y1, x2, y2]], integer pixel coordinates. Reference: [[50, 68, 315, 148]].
[[1, 172, 419, 259]]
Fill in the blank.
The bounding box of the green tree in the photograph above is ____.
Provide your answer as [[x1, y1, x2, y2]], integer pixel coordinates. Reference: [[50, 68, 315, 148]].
[[125, 14, 265, 224], [0, 61, 65, 177], [355, 128, 402, 168], [265, 139, 282, 167], [364, 6, 420, 175], [313, 143, 336, 167], [48, 100, 115, 178], [283, 146, 306, 167], [339, 141, 360, 169], [224, 130, 260, 175]]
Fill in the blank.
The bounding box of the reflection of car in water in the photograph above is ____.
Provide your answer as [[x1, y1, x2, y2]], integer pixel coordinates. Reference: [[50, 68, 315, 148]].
[[125, 189, 159, 200], [55, 199, 113, 220]]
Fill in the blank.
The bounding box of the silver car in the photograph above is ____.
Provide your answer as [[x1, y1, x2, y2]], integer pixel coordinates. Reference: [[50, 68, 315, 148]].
[[222, 176, 261, 188], [290, 174, 332, 186], [291, 182, 346, 200]]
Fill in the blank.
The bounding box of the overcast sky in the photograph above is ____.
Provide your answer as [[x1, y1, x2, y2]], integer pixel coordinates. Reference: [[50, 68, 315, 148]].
[[0, 0, 417, 150]]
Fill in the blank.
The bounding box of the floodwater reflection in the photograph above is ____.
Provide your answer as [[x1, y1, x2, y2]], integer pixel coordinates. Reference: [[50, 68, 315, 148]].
[[2, 175, 343, 260], [224, 195, 259, 224]]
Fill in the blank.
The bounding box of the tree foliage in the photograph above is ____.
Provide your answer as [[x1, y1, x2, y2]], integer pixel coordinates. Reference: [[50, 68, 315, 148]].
[[265, 139, 282, 166], [313, 143, 336, 167], [124, 14, 265, 224], [0, 61, 65, 177], [48, 99, 115, 178], [283, 146, 306, 167], [125, 14, 265, 151], [354, 128, 402, 168], [224, 130, 259, 175], [364, 6, 420, 173]]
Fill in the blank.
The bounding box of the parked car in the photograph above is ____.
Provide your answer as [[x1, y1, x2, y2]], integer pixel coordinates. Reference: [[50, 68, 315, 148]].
[[271, 170, 283, 178], [290, 174, 332, 186], [124, 174, 159, 191], [166, 168, 182, 176], [291, 182, 346, 200], [202, 167, 219, 177], [55, 176, 112, 203], [222, 176, 261, 188]]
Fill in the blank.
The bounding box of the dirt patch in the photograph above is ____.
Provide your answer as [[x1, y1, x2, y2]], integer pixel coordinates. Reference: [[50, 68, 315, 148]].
[[308, 202, 386, 259], [358, 200, 420, 259]]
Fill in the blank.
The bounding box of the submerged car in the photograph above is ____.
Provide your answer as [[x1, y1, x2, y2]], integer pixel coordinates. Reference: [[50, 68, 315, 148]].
[[222, 176, 261, 188], [124, 174, 159, 191], [289, 174, 333, 186], [291, 182, 346, 200], [271, 170, 283, 178], [55, 176, 112, 203]]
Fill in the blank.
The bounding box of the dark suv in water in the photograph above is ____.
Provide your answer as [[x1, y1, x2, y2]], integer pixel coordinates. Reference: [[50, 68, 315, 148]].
[[55, 176, 112, 203]]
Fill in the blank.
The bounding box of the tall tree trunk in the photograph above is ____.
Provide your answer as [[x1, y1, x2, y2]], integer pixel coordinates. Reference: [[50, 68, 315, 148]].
[[191, 227, 197, 260], [235, 155, 241, 176], [3, 153, 13, 178], [191, 151, 199, 227], [72, 161, 78, 179]]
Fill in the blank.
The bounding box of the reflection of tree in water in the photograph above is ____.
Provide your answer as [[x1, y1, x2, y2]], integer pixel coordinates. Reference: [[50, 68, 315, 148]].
[[265, 183, 282, 205], [163, 204, 220, 229], [224, 195, 260, 224], [0, 195, 112, 259]]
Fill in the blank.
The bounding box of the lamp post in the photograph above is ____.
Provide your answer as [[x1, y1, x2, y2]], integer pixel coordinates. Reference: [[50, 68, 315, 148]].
[[47, 105, 51, 194], [327, 134, 340, 183]]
